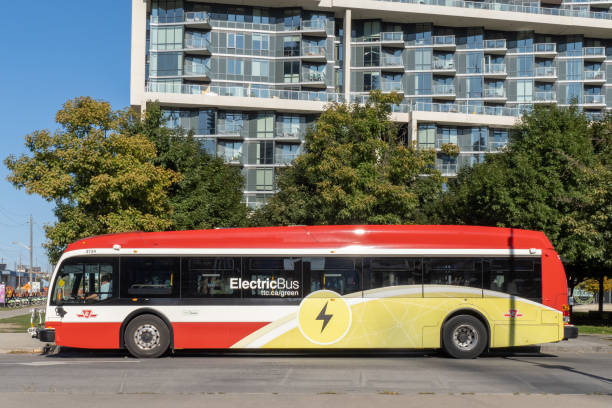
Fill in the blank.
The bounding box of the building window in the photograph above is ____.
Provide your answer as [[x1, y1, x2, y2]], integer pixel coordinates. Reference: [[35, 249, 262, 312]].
[[418, 124, 435, 149], [363, 21, 381, 42], [227, 59, 244, 75], [222, 112, 243, 133], [517, 55, 533, 77], [415, 48, 431, 70], [252, 60, 269, 77], [466, 52, 482, 74], [284, 61, 300, 83], [466, 76, 483, 98], [256, 168, 274, 191], [276, 143, 301, 164], [227, 33, 245, 49], [151, 26, 183, 50], [252, 33, 269, 51], [217, 140, 242, 163], [279, 115, 302, 137], [256, 141, 274, 165], [227, 7, 246, 22], [364, 72, 380, 91], [414, 73, 431, 95], [256, 114, 274, 138], [364, 46, 380, 67], [283, 36, 300, 56], [517, 80, 533, 102]]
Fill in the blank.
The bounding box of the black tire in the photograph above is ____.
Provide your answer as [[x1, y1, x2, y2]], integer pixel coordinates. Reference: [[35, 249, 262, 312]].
[[442, 315, 488, 359], [124, 314, 170, 358]]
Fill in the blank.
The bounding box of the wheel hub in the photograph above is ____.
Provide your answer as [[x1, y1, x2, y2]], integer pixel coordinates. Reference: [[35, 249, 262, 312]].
[[134, 324, 160, 351], [452, 324, 478, 351]]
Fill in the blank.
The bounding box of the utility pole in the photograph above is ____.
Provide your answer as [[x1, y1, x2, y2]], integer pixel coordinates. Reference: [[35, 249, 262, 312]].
[[29, 214, 33, 289]]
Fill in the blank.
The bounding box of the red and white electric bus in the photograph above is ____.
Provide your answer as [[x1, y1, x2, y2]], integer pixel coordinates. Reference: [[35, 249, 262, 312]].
[[36, 225, 577, 358]]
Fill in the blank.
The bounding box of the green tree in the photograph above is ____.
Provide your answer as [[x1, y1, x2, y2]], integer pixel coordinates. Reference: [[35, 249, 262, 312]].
[[252, 91, 443, 226], [4, 97, 179, 263], [129, 103, 248, 230], [437, 105, 611, 310]]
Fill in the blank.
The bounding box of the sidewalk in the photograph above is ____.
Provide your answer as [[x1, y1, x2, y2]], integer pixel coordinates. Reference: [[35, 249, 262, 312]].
[[0, 306, 41, 320], [0, 332, 609, 355]]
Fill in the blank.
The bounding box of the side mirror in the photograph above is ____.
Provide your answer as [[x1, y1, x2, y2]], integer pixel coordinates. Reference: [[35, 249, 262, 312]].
[[55, 305, 67, 318]]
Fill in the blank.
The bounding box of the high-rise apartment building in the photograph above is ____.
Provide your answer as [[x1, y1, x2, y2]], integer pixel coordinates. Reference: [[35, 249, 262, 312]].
[[130, 0, 612, 208]]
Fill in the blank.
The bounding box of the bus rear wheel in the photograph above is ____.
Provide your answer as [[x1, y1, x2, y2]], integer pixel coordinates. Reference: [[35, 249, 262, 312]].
[[124, 314, 170, 358], [442, 315, 488, 359]]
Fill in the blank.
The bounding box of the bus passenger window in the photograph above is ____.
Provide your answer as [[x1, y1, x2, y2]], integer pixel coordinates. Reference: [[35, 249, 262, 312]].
[[303, 257, 361, 296], [483, 258, 542, 302], [120, 257, 180, 298], [181, 257, 240, 298], [423, 258, 482, 297], [241, 257, 302, 299], [364, 258, 422, 297]]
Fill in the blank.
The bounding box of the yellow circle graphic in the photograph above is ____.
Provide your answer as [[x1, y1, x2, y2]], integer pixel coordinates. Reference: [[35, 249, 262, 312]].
[[298, 290, 352, 345]]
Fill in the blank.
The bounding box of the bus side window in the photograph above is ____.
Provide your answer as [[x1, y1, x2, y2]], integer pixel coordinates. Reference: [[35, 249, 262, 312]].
[[303, 257, 361, 297], [423, 258, 483, 298], [181, 257, 241, 298], [120, 257, 180, 298], [483, 258, 542, 303], [363, 257, 422, 297]]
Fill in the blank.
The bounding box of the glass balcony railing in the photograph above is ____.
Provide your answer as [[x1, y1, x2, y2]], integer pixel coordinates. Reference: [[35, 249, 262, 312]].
[[182, 65, 211, 77], [382, 55, 403, 66], [584, 70, 606, 80], [381, 81, 403, 92], [583, 47, 606, 57], [276, 153, 300, 165], [484, 39, 506, 49], [184, 11, 210, 23], [381, 31, 404, 42], [488, 141, 507, 152], [433, 59, 455, 70], [437, 163, 458, 176], [184, 37, 211, 50], [534, 43, 556, 53], [373, 0, 612, 20], [534, 91, 556, 101], [302, 71, 326, 82], [484, 64, 506, 74], [534, 66, 557, 77], [583, 94, 605, 104], [433, 35, 456, 46], [302, 46, 326, 57], [432, 84, 455, 94], [301, 19, 327, 31], [483, 88, 506, 98]]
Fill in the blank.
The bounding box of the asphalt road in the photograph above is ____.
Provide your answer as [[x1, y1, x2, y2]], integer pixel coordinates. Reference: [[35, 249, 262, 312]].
[[0, 349, 610, 408]]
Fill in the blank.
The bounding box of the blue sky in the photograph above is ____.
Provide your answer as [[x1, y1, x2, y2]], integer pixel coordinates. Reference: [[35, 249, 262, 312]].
[[0, 1, 131, 273]]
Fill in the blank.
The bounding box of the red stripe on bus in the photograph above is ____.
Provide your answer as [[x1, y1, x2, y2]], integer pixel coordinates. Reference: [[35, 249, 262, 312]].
[[46, 322, 121, 349], [172, 322, 269, 349]]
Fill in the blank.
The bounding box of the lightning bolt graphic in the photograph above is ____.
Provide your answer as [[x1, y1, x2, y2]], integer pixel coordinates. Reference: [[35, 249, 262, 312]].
[[316, 301, 333, 333]]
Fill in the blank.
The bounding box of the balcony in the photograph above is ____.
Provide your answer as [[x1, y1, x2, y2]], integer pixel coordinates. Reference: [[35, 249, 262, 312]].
[[275, 131, 303, 142], [432, 35, 456, 51], [483, 88, 507, 101], [214, 125, 244, 139], [184, 12, 211, 29], [488, 141, 508, 152], [583, 47, 606, 61], [432, 59, 456, 75], [381, 55, 404, 72], [300, 19, 327, 36], [583, 94, 606, 106], [533, 43, 557, 58], [483, 64, 507, 78], [484, 39, 507, 54], [533, 91, 557, 104], [183, 37, 211, 56], [381, 81, 404, 93], [301, 71, 326, 88], [276, 153, 300, 166], [302, 46, 326, 62], [583, 70, 606, 83], [431, 84, 455, 100], [380, 32, 404, 47], [533, 66, 557, 81]]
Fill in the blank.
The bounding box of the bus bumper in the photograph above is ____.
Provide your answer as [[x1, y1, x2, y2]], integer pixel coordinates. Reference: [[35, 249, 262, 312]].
[[32, 328, 55, 343], [564, 325, 578, 340]]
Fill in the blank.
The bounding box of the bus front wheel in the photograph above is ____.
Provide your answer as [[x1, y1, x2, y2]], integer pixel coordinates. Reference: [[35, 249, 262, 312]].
[[124, 314, 170, 358], [442, 315, 488, 359]]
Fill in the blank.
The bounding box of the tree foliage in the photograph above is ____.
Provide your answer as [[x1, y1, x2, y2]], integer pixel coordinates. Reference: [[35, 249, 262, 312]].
[[436, 105, 611, 287], [5, 97, 179, 263], [129, 103, 248, 230], [252, 91, 443, 226]]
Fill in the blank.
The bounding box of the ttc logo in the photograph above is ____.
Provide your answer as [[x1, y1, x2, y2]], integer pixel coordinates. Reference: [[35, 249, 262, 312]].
[[504, 309, 523, 318], [298, 290, 352, 345], [76, 310, 98, 319]]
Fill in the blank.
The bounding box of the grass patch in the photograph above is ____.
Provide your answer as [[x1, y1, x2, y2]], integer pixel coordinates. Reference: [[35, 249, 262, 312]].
[[0, 313, 45, 333], [576, 325, 612, 335]]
